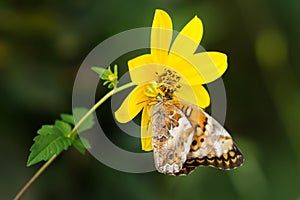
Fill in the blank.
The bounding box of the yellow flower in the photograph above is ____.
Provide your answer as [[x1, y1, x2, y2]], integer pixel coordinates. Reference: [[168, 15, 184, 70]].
[[115, 9, 228, 151]]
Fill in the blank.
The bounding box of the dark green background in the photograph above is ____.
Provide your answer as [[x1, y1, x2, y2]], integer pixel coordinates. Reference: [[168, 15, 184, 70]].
[[1, 0, 300, 199]]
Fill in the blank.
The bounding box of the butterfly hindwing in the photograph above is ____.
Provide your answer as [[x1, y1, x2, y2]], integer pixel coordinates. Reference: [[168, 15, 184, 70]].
[[175, 144, 244, 175]]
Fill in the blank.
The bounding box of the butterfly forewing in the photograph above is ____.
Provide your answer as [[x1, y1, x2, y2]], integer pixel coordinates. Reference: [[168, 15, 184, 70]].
[[151, 99, 244, 176]]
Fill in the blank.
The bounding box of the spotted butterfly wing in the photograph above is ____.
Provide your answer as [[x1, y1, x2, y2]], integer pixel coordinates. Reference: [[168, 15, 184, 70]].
[[151, 100, 194, 174], [151, 99, 244, 175]]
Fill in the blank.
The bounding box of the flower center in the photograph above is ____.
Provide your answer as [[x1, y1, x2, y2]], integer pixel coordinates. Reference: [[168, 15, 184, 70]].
[[108, 74, 116, 81], [144, 68, 181, 100]]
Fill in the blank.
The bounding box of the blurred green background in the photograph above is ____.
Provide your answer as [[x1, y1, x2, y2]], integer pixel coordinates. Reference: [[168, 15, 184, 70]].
[[1, 0, 300, 199]]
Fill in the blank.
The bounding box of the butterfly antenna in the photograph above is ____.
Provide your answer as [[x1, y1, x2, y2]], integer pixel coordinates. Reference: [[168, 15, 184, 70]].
[[136, 98, 159, 106]]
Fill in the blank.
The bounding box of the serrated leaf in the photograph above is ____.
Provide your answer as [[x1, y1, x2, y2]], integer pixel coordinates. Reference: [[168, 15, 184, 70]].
[[91, 67, 106, 76], [37, 125, 59, 135], [27, 130, 72, 166], [60, 113, 75, 125], [73, 107, 95, 133], [72, 137, 90, 155], [54, 120, 72, 136]]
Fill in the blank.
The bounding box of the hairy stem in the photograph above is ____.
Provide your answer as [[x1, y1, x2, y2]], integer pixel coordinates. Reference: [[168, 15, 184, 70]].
[[14, 82, 135, 200]]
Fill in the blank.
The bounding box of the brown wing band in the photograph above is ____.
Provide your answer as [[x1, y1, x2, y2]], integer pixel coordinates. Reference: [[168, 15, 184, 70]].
[[173, 143, 244, 176]]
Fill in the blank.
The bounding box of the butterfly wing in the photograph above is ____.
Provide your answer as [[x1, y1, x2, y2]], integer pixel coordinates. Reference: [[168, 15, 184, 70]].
[[151, 101, 194, 174], [151, 100, 244, 176], [175, 102, 244, 175]]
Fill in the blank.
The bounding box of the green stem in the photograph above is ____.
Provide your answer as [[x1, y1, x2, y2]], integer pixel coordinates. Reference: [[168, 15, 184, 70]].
[[14, 82, 135, 200], [68, 81, 135, 138]]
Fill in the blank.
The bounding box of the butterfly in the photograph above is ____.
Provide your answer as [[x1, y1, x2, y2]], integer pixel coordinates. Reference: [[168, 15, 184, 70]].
[[150, 98, 244, 175], [143, 69, 244, 175]]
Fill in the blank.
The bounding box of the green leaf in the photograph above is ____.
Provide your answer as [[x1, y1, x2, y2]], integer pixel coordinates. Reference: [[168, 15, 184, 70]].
[[73, 107, 95, 133], [113, 64, 118, 76], [80, 137, 91, 149], [108, 83, 114, 89], [100, 69, 111, 79], [37, 125, 60, 135], [103, 80, 110, 86], [91, 66, 106, 76], [54, 120, 72, 136], [27, 129, 72, 166], [72, 137, 91, 155], [60, 113, 75, 125]]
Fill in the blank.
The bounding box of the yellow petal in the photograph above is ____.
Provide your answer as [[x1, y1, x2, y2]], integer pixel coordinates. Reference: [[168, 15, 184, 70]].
[[166, 55, 207, 85], [176, 84, 210, 108], [168, 51, 228, 85], [114, 85, 149, 123], [141, 105, 153, 151], [128, 55, 164, 84], [151, 9, 173, 63], [169, 16, 203, 63], [188, 51, 228, 83], [128, 54, 154, 71]]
